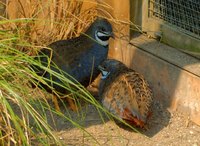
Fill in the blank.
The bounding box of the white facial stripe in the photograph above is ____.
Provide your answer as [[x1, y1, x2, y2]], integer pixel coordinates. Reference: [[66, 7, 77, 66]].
[[101, 71, 110, 79], [97, 31, 110, 37], [102, 70, 108, 76], [96, 37, 109, 46], [95, 31, 109, 46]]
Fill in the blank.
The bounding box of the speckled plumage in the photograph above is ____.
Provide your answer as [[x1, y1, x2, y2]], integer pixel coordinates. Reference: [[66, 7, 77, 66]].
[[35, 18, 113, 94], [98, 59, 153, 128]]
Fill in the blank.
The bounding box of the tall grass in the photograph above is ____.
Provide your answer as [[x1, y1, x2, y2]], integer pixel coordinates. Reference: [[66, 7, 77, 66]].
[[0, 26, 124, 145], [0, 1, 99, 145], [0, 22, 62, 145], [0, 0, 139, 145]]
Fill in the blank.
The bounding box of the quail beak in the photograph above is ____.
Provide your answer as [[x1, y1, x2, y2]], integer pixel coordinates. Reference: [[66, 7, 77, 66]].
[[98, 65, 107, 75], [110, 32, 115, 39], [98, 65, 105, 72]]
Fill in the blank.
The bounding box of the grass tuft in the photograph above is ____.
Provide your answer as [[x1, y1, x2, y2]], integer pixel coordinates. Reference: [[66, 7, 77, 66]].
[[0, 0, 139, 145]]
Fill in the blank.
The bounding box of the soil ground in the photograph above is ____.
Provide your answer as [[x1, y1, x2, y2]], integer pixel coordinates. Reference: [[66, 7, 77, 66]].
[[36, 95, 200, 146], [10, 81, 200, 146]]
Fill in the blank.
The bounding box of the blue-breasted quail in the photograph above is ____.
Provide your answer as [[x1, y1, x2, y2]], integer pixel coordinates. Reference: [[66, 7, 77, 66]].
[[34, 18, 113, 111]]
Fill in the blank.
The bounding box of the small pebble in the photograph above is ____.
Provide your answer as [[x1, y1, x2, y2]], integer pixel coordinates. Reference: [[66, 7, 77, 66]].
[[59, 137, 63, 140]]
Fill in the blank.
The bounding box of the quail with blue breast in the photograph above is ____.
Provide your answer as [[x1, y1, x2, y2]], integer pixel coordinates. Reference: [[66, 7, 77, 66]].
[[98, 59, 153, 128], [34, 18, 113, 111]]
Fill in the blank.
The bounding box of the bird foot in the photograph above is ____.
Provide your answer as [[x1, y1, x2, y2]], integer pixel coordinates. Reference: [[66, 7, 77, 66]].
[[52, 95, 78, 112], [66, 98, 79, 112], [52, 95, 61, 112]]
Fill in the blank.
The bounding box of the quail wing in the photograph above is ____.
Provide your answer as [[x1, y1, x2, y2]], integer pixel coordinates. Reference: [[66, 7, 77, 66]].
[[102, 71, 153, 127]]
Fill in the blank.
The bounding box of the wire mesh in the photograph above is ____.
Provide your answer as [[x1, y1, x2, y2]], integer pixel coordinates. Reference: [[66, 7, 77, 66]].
[[148, 0, 200, 38]]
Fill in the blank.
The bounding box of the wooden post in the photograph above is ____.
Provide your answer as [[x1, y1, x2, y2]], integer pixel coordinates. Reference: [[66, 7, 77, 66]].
[[97, 0, 130, 61]]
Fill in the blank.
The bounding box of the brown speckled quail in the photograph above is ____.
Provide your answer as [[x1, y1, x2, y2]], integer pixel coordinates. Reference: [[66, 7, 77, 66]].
[[98, 59, 153, 128]]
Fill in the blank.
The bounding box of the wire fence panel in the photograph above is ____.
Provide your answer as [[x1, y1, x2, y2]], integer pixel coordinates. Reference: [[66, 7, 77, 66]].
[[149, 0, 200, 38]]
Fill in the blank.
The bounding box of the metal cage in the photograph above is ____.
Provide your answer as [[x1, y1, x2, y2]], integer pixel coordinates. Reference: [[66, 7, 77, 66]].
[[148, 0, 200, 39], [131, 0, 200, 57]]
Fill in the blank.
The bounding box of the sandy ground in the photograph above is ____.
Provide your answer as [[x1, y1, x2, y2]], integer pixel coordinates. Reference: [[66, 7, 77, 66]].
[[7, 84, 200, 146], [7, 80, 200, 146], [31, 96, 200, 146]]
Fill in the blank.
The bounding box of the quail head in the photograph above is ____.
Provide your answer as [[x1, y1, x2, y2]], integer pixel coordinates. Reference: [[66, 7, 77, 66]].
[[33, 17, 113, 111], [98, 59, 153, 128]]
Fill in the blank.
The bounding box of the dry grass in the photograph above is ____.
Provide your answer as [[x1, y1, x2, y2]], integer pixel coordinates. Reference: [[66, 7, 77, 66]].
[[0, 0, 100, 145], [0, 0, 139, 145], [0, 0, 100, 54]]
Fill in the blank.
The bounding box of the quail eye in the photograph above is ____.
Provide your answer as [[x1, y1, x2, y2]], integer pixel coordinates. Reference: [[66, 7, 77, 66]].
[[102, 65, 107, 70], [101, 27, 106, 32]]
